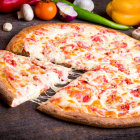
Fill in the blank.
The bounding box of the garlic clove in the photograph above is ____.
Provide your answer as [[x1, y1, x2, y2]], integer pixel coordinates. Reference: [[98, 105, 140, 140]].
[[73, 0, 94, 12], [3, 23, 13, 32]]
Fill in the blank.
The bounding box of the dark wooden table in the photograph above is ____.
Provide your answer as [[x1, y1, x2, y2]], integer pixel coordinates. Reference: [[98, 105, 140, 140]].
[[0, 0, 139, 139]]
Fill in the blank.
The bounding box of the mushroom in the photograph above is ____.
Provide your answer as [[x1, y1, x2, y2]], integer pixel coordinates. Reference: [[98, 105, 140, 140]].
[[132, 27, 140, 40], [3, 23, 12, 32], [17, 4, 34, 21]]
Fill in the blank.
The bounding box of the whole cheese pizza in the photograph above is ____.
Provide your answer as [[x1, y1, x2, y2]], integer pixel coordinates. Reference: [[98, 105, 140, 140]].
[[0, 23, 139, 128]]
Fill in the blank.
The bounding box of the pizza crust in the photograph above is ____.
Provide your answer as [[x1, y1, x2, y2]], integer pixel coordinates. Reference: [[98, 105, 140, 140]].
[[0, 77, 18, 107], [6, 23, 58, 55], [38, 101, 140, 128]]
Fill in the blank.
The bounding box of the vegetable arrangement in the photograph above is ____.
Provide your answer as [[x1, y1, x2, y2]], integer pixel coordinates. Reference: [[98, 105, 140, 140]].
[[52, 0, 132, 30], [1, 0, 138, 31]]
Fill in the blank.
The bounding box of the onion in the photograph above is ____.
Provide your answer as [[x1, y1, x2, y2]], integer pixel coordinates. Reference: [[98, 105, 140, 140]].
[[56, 2, 78, 22], [27, 0, 40, 5]]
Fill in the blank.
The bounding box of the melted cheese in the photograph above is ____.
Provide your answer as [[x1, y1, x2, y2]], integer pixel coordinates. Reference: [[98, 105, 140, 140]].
[[23, 24, 140, 73], [50, 65, 140, 118]]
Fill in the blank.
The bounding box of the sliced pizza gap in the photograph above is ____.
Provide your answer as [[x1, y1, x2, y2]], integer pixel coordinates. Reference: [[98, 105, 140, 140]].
[[0, 50, 72, 107], [38, 65, 140, 128]]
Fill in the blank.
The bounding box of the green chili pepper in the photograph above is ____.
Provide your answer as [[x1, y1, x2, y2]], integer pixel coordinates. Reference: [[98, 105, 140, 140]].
[[52, 0, 132, 30]]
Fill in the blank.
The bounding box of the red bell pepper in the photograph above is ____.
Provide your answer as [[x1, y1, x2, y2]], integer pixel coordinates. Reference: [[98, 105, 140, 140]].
[[27, 0, 40, 5], [0, 0, 40, 13]]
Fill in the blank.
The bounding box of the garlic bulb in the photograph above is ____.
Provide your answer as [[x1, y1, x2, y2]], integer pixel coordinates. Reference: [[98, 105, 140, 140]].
[[73, 0, 94, 12]]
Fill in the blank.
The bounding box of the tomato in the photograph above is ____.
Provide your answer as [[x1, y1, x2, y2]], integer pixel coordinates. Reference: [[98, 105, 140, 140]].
[[131, 89, 140, 97], [35, 1, 57, 20]]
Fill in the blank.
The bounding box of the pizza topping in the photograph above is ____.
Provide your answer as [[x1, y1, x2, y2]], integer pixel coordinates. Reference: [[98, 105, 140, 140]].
[[91, 35, 103, 42], [20, 71, 29, 77], [33, 76, 40, 81], [102, 29, 116, 34], [50, 97, 61, 103], [134, 57, 140, 63], [131, 89, 140, 97], [3, 53, 17, 67], [136, 64, 140, 72], [125, 78, 133, 85], [85, 53, 95, 60], [118, 42, 127, 48], [88, 106, 105, 117], [110, 60, 129, 74], [83, 95, 91, 102]]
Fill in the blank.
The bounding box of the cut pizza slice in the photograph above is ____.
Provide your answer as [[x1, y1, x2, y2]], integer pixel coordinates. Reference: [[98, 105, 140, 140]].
[[0, 50, 71, 107], [38, 65, 140, 128]]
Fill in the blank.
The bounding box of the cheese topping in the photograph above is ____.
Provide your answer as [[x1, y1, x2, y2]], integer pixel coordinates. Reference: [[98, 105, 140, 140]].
[[23, 24, 139, 72], [50, 65, 140, 118]]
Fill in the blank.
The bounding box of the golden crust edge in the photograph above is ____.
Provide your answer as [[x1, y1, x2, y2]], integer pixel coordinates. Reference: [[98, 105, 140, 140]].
[[0, 77, 18, 107], [6, 23, 140, 55], [37, 101, 140, 128]]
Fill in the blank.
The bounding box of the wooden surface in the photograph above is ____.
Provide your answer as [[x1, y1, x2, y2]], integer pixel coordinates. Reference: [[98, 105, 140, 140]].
[[0, 0, 140, 139]]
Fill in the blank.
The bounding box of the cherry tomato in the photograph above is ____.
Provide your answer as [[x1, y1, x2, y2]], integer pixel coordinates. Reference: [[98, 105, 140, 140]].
[[35, 1, 57, 20]]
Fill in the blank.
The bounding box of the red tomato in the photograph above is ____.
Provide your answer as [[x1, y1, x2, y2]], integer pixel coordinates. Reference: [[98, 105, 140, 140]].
[[35, 1, 57, 20]]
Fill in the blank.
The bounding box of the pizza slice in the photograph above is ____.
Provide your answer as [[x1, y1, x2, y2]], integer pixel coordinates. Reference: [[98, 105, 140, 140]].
[[38, 65, 140, 128], [0, 50, 71, 107]]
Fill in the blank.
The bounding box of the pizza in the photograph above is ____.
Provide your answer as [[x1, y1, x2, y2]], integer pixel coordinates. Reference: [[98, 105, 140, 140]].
[[0, 50, 71, 107], [1, 23, 139, 128]]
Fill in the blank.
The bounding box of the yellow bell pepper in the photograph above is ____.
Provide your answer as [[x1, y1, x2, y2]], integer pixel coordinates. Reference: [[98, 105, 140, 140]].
[[106, 0, 140, 26]]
